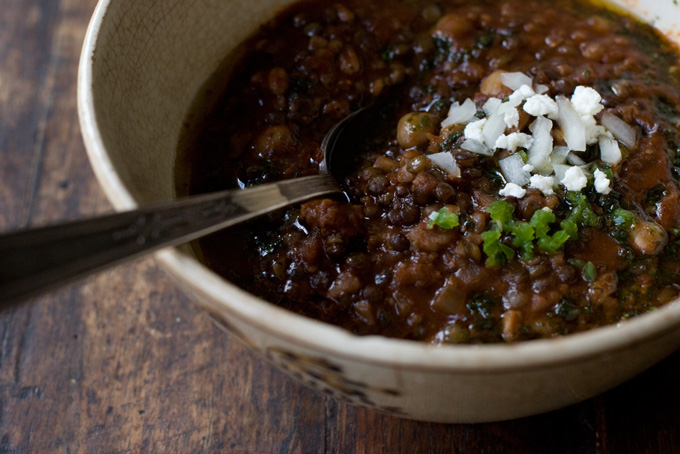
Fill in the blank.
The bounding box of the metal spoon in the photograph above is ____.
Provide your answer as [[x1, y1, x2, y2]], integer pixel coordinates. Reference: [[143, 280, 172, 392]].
[[0, 106, 378, 306]]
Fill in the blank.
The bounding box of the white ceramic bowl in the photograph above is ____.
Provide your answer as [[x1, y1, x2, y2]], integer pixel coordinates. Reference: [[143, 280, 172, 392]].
[[78, 0, 680, 422]]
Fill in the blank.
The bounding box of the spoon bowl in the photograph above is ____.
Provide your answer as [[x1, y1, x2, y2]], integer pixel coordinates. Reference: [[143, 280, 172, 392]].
[[72, 0, 680, 423]]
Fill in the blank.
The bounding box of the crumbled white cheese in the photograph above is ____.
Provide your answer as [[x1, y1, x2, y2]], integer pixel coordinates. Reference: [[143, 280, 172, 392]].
[[560, 166, 588, 191], [495, 132, 533, 152], [529, 174, 555, 195], [508, 84, 536, 105], [582, 114, 610, 145], [501, 105, 520, 129], [499, 182, 527, 198], [522, 163, 535, 173], [523, 94, 559, 119], [571, 86, 604, 117], [594, 169, 612, 194], [464, 118, 487, 143]]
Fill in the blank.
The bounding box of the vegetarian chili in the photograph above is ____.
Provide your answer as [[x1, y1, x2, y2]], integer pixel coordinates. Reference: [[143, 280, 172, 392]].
[[176, 0, 680, 343]]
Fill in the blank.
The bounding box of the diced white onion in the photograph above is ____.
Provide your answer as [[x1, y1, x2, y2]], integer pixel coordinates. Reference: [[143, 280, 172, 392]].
[[500, 72, 533, 91], [535, 84, 549, 94], [552, 164, 571, 184], [499, 153, 530, 186], [428, 152, 461, 178], [482, 110, 507, 149], [556, 96, 586, 152], [551, 145, 570, 165], [566, 152, 587, 166], [600, 111, 636, 149], [461, 138, 493, 156], [441, 98, 477, 128], [527, 116, 554, 174], [598, 136, 622, 165], [483, 97, 502, 115]]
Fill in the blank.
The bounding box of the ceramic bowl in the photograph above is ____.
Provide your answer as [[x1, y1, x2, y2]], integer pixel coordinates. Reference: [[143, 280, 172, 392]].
[[78, 0, 680, 422]]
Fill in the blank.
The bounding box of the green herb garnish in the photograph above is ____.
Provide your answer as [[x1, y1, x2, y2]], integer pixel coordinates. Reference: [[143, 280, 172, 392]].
[[427, 207, 460, 229], [582, 261, 597, 282], [481, 229, 514, 267]]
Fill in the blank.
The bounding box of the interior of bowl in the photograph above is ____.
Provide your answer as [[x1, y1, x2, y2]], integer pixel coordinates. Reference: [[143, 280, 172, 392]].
[[79, 0, 680, 368]]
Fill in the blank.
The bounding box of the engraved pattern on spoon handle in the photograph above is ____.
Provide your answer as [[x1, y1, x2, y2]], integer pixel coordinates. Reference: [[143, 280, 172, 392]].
[[0, 174, 340, 306]]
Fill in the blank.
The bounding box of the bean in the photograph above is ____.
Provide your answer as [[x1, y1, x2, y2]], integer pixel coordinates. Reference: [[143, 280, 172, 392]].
[[268, 67, 289, 95], [339, 46, 361, 74], [397, 113, 437, 149], [388, 232, 410, 252], [435, 182, 456, 203]]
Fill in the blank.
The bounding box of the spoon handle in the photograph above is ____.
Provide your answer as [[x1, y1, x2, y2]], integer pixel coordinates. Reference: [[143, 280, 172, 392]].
[[0, 174, 340, 306]]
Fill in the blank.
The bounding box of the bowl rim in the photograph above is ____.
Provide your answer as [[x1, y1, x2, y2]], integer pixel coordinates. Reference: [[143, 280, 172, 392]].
[[77, 0, 680, 374]]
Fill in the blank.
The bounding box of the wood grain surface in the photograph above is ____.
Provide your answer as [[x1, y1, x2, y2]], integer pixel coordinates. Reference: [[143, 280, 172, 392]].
[[0, 0, 679, 453]]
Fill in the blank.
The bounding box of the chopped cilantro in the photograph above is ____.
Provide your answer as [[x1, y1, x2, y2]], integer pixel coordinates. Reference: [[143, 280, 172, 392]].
[[613, 208, 636, 227], [554, 298, 580, 321], [380, 47, 395, 62], [427, 207, 460, 229], [475, 30, 495, 48], [440, 130, 463, 150], [466, 293, 497, 319]]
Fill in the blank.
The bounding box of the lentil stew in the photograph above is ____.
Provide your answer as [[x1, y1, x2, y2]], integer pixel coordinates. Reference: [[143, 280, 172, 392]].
[[176, 0, 680, 343]]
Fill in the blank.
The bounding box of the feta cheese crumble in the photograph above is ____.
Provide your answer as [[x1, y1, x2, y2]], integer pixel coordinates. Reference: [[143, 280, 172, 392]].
[[594, 169, 612, 194], [523, 94, 559, 119], [560, 166, 588, 191], [499, 182, 527, 198], [495, 132, 533, 152], [464, 118, 487, 143], [529, 174, 555, 195], [571, 86, 604, 117]]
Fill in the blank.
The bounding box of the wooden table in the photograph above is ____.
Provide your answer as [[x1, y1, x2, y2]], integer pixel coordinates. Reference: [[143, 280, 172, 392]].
[[1, 0, 679, 452]]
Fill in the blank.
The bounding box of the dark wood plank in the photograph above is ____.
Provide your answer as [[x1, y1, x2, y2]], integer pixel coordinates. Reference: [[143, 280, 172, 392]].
[[0, 1, 63, 231]]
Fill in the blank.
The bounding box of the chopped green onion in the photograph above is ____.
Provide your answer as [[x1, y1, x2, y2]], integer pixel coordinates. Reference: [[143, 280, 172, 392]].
[[509, 222, 535, 260], [487, 200, 515, 230], [560, 218, 579, 239], [582, 261, 597, 281], [530, 209, 555, 238], [537, 229, 571, 253], [427, 207, 460, 229], [481, 230, 514, 267]]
